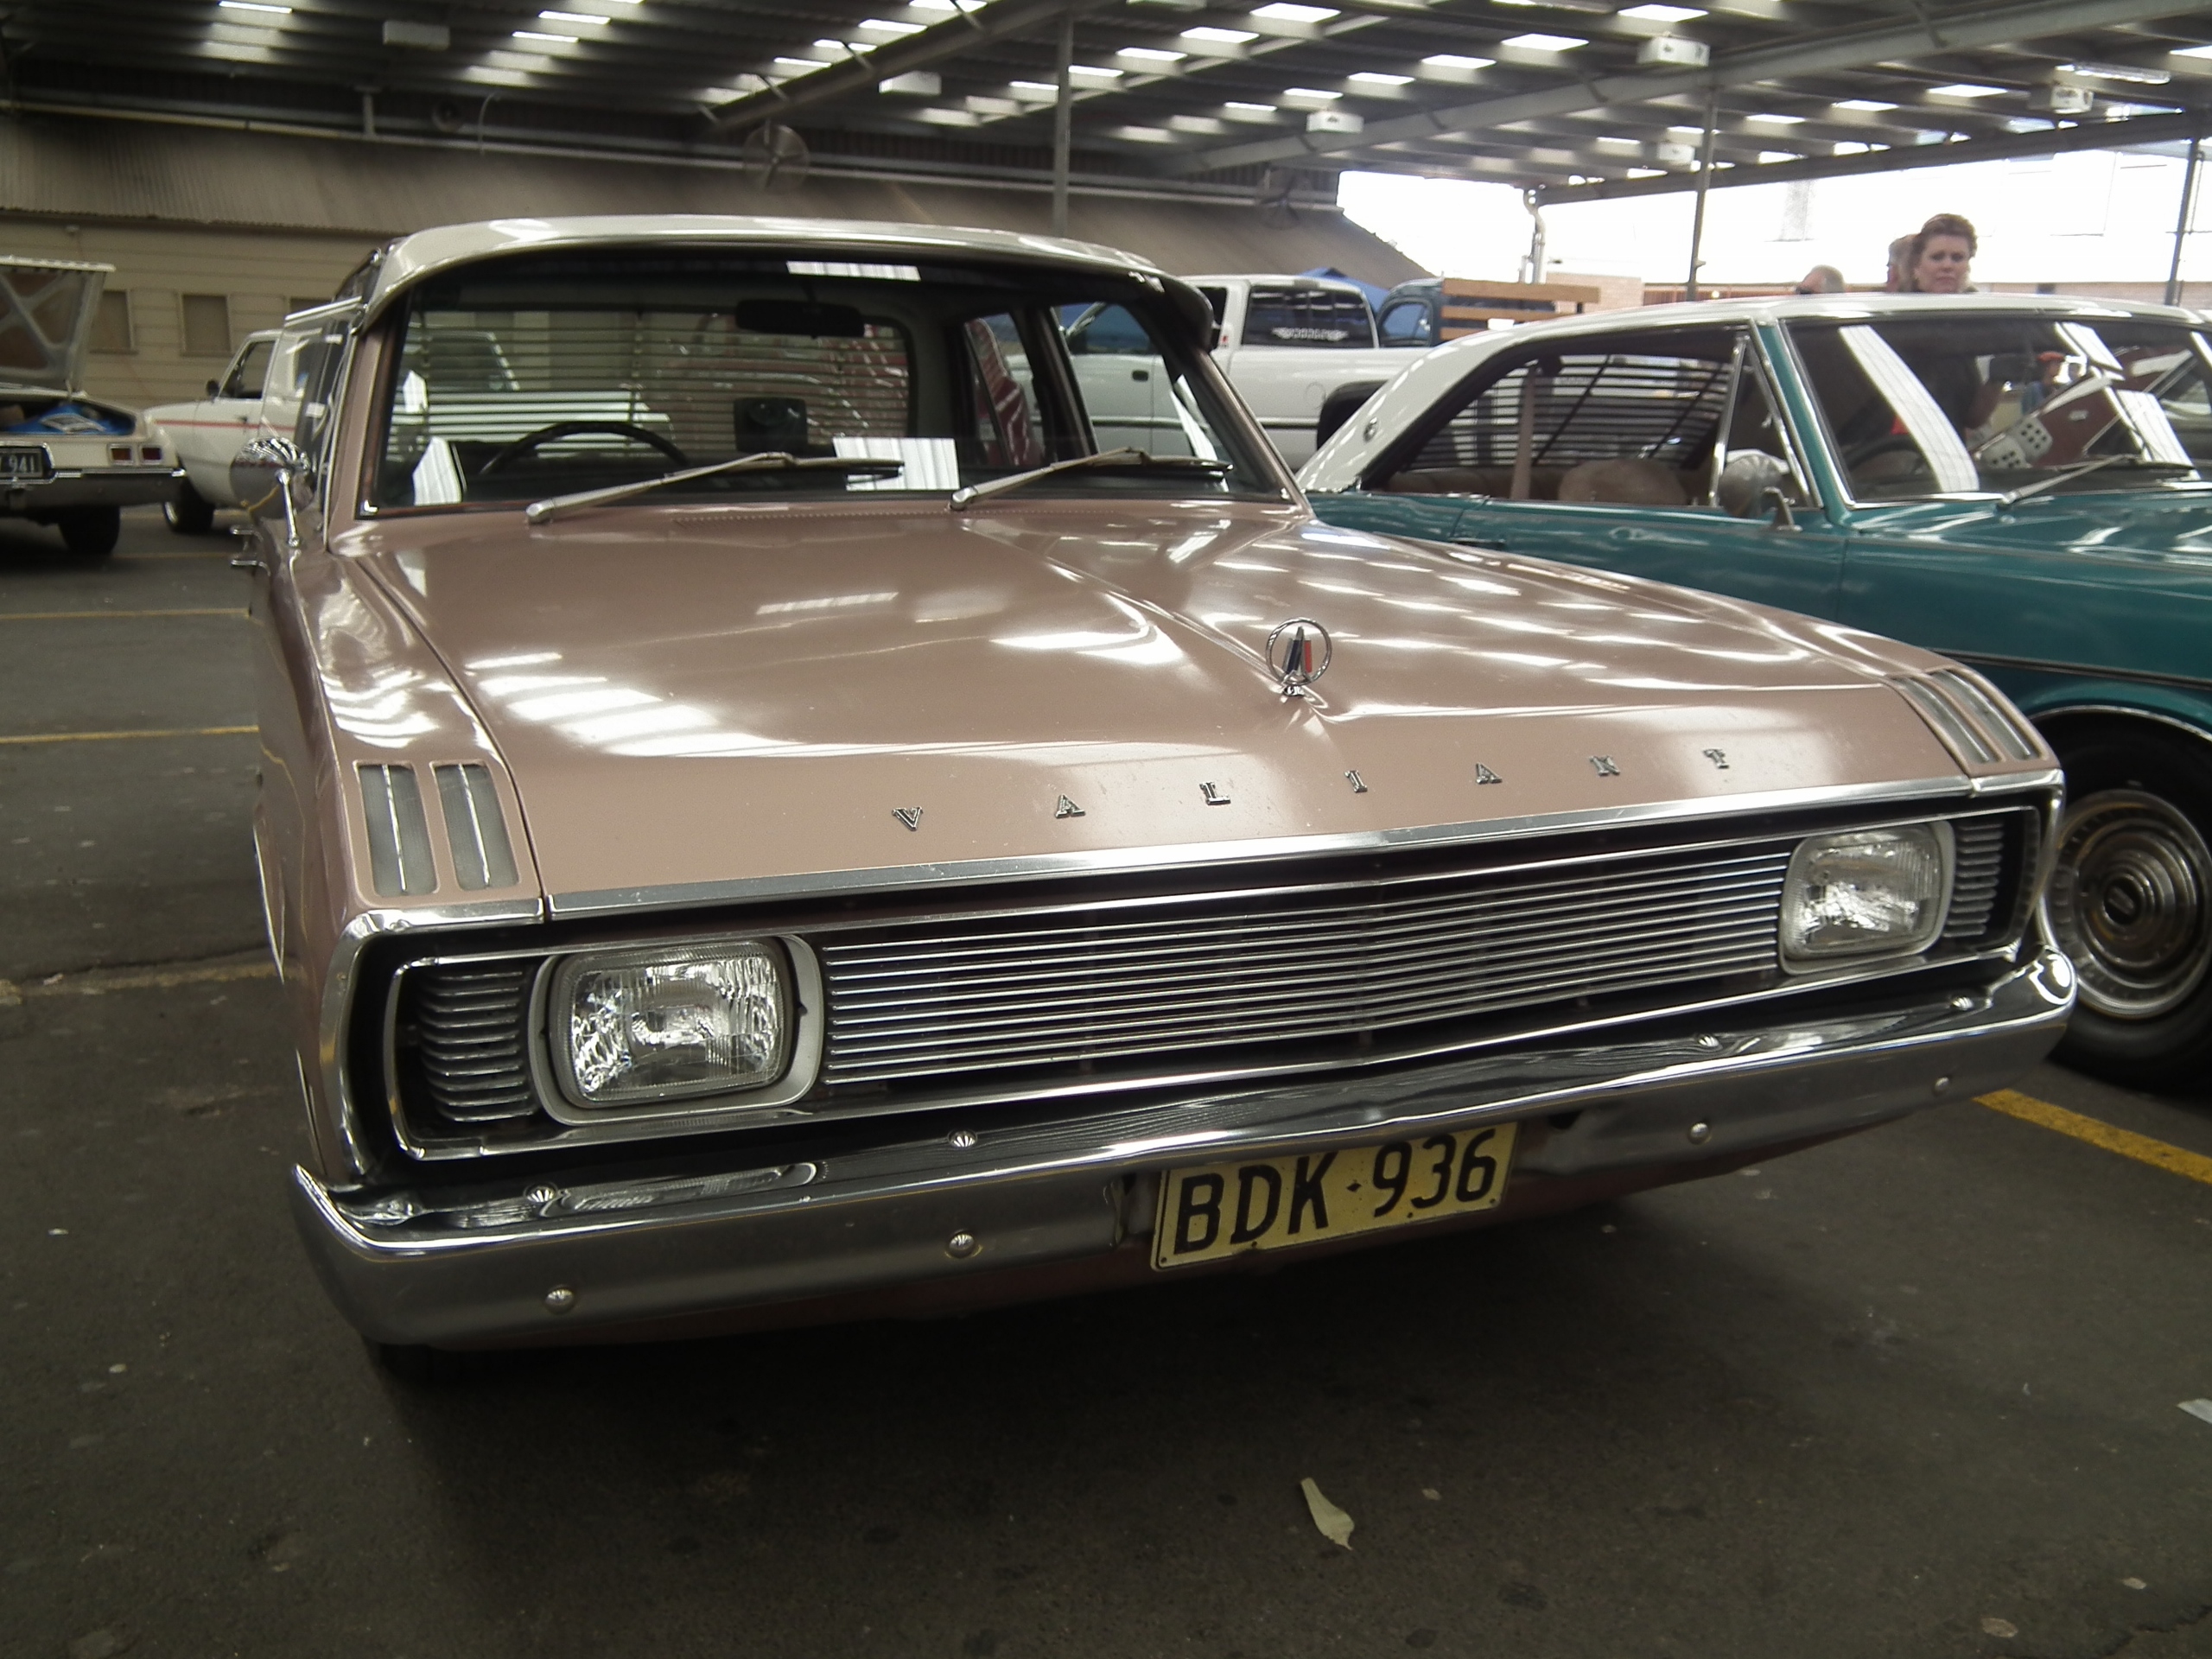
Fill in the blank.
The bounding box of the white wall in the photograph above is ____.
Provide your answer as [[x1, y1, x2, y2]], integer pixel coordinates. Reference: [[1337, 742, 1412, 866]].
[[1342, 149, 2212, 292]]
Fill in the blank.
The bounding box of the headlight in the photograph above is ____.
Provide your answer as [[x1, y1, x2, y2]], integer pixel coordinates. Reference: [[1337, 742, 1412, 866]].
[[552, 942, 791, 1107], [1781, 824, 1949, 963]]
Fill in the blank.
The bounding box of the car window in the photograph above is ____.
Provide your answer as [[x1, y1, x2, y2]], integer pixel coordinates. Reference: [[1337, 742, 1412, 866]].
[[1242, 288, 1374, 348], [222, 338, 273, 400], [369, 257, 1278, 511], [1789, 315, 2209, 500], [1377, 300, 1432, 347], [1378, 333, 1745, 507]]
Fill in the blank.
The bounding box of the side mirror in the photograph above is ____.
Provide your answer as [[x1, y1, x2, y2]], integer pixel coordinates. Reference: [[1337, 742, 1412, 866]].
[[1717, 450, 1796, 521], [231, 435, 309, 550], [206, 378, 222, 398]]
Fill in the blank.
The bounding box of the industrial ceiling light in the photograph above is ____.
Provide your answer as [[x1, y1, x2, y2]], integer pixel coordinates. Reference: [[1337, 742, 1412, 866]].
[[539, 10, 608, 25], [1250, 3, 1338, 22], [1618, 3, 1704, 17], [217, 1, 290, 11], [1348, 71, 1414, 86], [1118, 46, 1189, 61], [513, 29, 578, 44], [1749, 111, 1805, 124], [1421, 53, 1495, 70], [1832, 98, 1897, 111], [1501, 32, 1588, 50], [1183, 26, 1258, 42], [2056, 60, 2171, 84], [1925, 83, 2006, 97]]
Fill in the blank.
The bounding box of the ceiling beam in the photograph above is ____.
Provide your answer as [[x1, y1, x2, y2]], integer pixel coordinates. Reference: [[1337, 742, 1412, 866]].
[[702, 0, 1128, 132], [1162, 0, 2208, 175], [1532, 106, 2209, 203]]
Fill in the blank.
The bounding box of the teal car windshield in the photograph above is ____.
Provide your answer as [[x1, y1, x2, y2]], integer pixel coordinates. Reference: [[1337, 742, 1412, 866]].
[[1787, 315, 2212, 501]]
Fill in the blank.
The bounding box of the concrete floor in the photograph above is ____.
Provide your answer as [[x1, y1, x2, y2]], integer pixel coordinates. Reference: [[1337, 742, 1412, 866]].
[[3, 509, 2209, 1659]]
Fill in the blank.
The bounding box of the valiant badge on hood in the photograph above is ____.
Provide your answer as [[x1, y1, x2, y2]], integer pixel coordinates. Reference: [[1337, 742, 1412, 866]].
[[1266, 618, 1331, 700]]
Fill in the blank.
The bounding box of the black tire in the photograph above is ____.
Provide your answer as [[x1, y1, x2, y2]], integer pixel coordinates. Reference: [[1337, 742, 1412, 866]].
[[56, 505, 121, 561], [2046, 721, 2212, 1093], [163, 480, 217, 535], [1316, 380, 1387, 449]]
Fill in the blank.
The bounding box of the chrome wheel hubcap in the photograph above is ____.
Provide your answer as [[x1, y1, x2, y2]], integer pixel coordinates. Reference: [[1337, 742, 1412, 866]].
[[2048, 789, 2212, 1020]]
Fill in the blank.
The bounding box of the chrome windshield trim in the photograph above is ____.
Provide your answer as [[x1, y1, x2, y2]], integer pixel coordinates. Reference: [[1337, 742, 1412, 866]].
[[545, 772, 2056, 917]]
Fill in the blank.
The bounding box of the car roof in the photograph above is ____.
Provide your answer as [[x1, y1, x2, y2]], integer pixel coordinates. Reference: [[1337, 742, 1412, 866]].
[[1300, 289, 2206, 491], [362, 214, 1181, 321], [1183, 273, 1370, 293]]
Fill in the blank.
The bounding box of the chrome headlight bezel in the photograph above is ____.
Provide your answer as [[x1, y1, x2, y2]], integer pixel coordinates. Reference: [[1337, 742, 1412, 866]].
[[537, 936, 823, 1123], [1779, 821, 1953, 969]]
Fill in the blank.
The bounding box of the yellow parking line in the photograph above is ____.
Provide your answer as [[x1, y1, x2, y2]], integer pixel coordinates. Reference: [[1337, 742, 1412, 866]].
[[0, 608, 245, 620], [1979, 1090, 2212, 1187], [0, 725, 253, 746]]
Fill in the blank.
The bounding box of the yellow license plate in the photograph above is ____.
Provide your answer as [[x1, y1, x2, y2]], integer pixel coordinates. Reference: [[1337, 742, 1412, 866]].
[[1153, 1122, 1517, 1269]]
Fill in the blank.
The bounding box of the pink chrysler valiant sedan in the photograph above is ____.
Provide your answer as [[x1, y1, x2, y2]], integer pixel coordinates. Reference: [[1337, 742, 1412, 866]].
[[229, 217, 2074, 1371]]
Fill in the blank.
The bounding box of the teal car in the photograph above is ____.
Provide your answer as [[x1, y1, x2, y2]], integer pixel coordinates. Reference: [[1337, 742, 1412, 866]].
[[1300, 294, 2212, 1090]]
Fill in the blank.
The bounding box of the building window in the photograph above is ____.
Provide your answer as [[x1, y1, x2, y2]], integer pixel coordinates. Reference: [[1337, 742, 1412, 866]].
[[90, 290, 134, 353], [181, 293, 232, 357]]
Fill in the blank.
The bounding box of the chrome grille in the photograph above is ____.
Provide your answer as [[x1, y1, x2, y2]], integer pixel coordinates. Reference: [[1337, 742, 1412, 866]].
[[401, 963, 536, 1122], [1944, 817, 2005, 941], [818, 843, 1795, 1086]]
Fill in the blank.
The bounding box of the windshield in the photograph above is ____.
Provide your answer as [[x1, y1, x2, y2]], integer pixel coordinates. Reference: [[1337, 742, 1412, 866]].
[[368, 251, 1281, 512], [1787, 315, 2212, 501]]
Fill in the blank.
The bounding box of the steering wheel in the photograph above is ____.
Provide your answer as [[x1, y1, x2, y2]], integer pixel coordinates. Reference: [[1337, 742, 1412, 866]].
[[1840, 433, 1927, 470], [479, 421, 690, 475]]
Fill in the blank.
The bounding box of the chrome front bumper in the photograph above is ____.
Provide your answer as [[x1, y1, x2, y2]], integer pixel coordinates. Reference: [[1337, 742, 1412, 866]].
[[294, 949, 2074, 1346]]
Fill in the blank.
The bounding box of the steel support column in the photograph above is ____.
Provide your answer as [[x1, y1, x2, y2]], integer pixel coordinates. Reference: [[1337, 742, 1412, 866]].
[[1052, 10, 1073, 236], [1684, 95, 1718, 304], [2167, 133, 2204, 308]]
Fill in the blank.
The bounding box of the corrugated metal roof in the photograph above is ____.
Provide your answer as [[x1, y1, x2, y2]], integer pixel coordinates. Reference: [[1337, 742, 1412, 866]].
[[0, 113, 1426, 287]]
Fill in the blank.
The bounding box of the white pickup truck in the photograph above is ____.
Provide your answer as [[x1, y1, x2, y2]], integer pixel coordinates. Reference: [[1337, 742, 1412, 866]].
[[1188, 274, 1411, 466], [1065, 274, 1409, 468]]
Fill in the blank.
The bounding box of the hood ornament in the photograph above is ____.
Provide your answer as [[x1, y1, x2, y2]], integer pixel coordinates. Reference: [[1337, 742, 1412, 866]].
[[1265, 619, 1332, 700]]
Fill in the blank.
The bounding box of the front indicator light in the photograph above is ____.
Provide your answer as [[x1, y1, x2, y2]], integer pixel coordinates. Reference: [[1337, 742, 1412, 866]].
[[553, 943, 791, 1107], [1782, 824, 1948, 963]]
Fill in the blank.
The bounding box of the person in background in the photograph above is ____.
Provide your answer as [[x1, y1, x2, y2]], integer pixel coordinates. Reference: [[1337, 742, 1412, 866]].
[[1795, 264, 1847, 294], [1906, 213, 1977, 293], [1885, 235, 1915, 291]]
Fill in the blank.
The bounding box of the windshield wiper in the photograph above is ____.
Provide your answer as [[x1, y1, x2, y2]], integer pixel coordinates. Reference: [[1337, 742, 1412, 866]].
[[948, 447, 1232, 511], [524, 452, 906, 525], [1993, 454, 2195, 510]]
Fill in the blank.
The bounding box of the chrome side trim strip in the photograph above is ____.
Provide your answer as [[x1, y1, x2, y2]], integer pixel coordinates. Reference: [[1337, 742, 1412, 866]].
[[2030, 702, 2212, 752], [546, 772, 2050, 918], [1948, 651, 2212, 698]]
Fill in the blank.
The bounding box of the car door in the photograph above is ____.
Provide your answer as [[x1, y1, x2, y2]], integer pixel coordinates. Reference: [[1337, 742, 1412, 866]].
[[1361, 323, 1849, 619]]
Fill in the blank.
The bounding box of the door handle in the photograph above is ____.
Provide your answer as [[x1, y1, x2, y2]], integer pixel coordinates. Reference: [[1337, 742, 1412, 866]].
[[1131, 369, 1150, 383], [229, 554, 266, 572]]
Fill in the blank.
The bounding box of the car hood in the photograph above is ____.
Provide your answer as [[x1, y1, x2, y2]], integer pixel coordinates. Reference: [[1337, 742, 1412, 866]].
[[0, 257, 109, 392], [337, 499, 1973, 908]]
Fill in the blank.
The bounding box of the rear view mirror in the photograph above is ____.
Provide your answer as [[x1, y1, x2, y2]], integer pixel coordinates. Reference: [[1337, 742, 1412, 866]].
[[232, 435, 309, 549], [734, 300, 866, 338], [207, 379, 221, 398]]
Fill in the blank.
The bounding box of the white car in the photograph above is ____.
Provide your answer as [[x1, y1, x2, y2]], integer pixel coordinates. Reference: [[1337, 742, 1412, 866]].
[[0, 256, 177, 558], [146, 329, 277, 533]]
